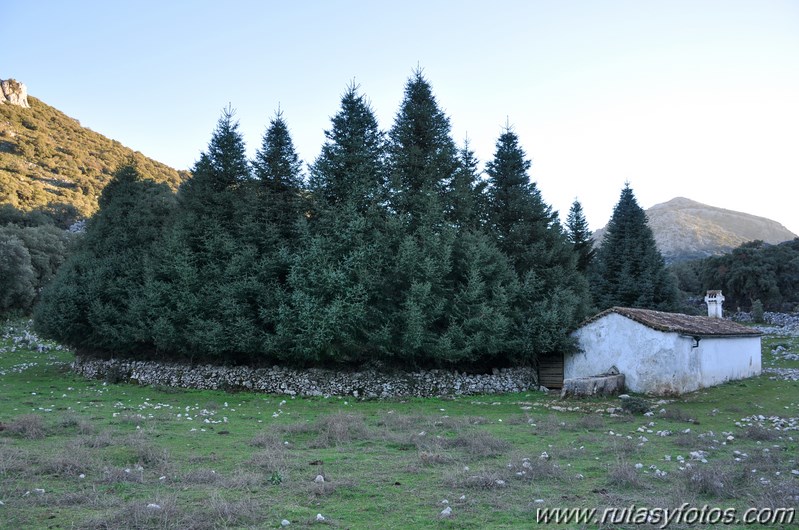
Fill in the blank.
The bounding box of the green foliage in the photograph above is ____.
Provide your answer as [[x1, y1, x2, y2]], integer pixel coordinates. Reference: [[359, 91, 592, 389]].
[[0, 222, 72, 314], [566, 199, 595, 272], [0, 96, 187, 225], [751, 299, 764, 323], [29, 73, 613, 370], [388, 69, 458, 232], [591, 184, 679, 311], [444, 230, 518, 366], [485, 127, 591, 359], [0, 232, 36, 312], [34, 164, 175, 352], [148, 111, 255, 362], [697, 238, 799, 311], [251, 110, 305, 241], [281, 87, 391, 365], [447, 139, 487, 231], [620, 396, 652, 415]]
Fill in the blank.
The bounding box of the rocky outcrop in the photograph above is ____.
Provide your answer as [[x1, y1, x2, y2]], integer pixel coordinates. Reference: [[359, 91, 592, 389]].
[[1, 78, 30, 108], [71, 356, 538, 398]]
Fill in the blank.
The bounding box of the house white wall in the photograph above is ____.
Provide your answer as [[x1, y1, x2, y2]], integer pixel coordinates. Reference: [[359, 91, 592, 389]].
[[567, 313, 761, 395], [695, 335, 761, 388]]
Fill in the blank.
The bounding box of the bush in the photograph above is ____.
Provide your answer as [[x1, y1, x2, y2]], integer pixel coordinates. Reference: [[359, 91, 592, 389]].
[[751, 299, 765, 323], [620, 396, 651, 415]]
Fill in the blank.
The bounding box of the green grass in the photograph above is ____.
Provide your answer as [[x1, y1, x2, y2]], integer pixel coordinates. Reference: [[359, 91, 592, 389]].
[[1, 320, 797, 528]]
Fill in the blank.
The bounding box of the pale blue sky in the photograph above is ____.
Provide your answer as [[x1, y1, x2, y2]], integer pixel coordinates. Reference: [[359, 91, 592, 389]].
[[4, 1, 799, 233]]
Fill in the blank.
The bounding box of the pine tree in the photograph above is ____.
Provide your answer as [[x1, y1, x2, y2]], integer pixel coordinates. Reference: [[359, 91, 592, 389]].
[[244, 110, 307, 358], [591, 183, 679, 311], [277, 86, 392, 364], [309, 85, 387, 212], [35, 163, 174, 352], [447, 138, 487, 231], [251, 110, 305, 240], [566, 199, 596, 272], [385, 70, 461, 365], [388, 69, 458, 232], [179, 107, 249, 227], [485, 126, 591, 360], [148, 110, 255, 361]]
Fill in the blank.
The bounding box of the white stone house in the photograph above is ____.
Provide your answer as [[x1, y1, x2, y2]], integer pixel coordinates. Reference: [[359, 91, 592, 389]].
[[565, 301, 761, 395]]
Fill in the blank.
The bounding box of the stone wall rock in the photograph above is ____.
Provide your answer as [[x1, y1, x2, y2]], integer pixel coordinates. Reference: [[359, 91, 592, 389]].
[[71, 356, 538, 398]]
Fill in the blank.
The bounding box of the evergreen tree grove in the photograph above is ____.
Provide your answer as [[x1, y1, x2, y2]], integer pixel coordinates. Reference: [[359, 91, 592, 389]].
[[32, 72, 607, 371]]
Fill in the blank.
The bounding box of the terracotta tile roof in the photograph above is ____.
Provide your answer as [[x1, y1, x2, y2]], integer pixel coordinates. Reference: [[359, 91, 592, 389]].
[[580, 307, 762, 337]]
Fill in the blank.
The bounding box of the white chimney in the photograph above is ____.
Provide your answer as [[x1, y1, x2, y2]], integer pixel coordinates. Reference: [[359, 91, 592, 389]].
[[704, 290, 724, 318]]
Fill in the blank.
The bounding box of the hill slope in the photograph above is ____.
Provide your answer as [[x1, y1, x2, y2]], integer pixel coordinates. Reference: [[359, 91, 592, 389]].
[[0, 91, 188, 225], [594, 197, 797, 263]]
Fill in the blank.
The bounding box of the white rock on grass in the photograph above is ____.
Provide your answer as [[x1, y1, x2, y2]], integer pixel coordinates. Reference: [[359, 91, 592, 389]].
[[146, 503, 161, 510], [314, 474, 325, 483], [281, 520, 291, 527], [440, 506, 452, 518], [316, 514, 325, 522]]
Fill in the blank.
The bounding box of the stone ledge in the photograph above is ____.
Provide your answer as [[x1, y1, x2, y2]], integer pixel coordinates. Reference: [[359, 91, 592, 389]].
[[71, 357, 538, 398]]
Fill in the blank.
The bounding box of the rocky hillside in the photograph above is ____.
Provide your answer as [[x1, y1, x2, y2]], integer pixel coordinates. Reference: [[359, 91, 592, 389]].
[[0, 78, 188, 226], [594, 197, 797, 263]]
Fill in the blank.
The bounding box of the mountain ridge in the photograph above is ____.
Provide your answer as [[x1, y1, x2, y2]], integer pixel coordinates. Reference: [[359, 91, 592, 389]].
[[0, 86, 188, 226], [594, 196, 797, 263]]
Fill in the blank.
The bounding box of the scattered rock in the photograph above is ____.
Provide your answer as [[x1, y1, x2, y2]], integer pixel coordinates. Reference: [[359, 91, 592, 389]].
[[314, 474, 325, 483], [146, 503, 161, 510], [281, 520, 291, 527], [315, 513, 325, 522], [440, 506, 452, 518]]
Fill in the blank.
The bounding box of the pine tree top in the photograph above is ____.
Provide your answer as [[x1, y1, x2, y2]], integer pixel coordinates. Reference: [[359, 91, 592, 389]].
[[253, 110, 304, 191]]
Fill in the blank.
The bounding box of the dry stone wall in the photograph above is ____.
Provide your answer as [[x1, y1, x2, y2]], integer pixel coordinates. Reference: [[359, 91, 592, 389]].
[[72, 357, 537, 398]]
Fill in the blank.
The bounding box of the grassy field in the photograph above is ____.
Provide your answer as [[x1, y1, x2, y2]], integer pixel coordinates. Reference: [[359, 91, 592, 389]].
[[1, 320, 797, 529]]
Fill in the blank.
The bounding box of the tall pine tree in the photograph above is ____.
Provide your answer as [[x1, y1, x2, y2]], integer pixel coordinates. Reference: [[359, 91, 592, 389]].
[[277, 86, 392, 365], [566, 199, 596, 273], [385, 71, 460, 365], [485, 126, 590, 360], [251, 109, 305, 241], [147, 109, 255, 361], [388, 69, 458, 232], [591, 183, 679, 311]]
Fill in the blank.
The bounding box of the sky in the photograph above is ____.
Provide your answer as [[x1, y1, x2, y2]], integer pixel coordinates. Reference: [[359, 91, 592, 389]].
[[4, 0, 799, 233]]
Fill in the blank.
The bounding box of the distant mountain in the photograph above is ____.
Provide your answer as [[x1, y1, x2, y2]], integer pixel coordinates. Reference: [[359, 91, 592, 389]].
[[0, 79, 188, 226], [594, 197, 797, 263]]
